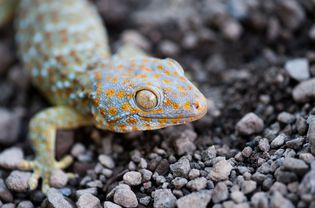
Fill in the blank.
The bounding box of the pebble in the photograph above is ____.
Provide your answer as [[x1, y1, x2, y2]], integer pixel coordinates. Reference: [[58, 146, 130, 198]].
[[155, 159, 170, 176], [212, 182, 228, 203], [209, 159, 233, 181], [172, 177, 188, 189], [113, 186, 138, 208], [121, 30, 151, 51], [139, 196, 151, 206], [258, 138, 270, 152], [188, 169, 200, 179], [123, 171, 142, 186], [0, 179, 13, 202], [284, 58, 309, 81], [76, 193, 101, 208], [176, 190, 212, 208], [270, 134, 286, 148], [0, 147, 23, 170], [240, 180, 257, 194], [5, 171, 31, 192], [17, 201, 34, 208], [270, 191, 294, 208], [71, 143, 86, 157], [276, 0, 305, 30], [170, 158, 191, 177], [158, 40, 179, 56], [173, 129, 197, 156], [236, 113, 264, 135], [76, 188, 97, 198], [285, 137, 304, 150], [153, 189, 176, 208], [299, 153, 315, 164], [104, 201, 122, 208], [283, 157, 308, 174], [231, 191, 246, 203], [241, 147, 252, 158], [2, 203, 15, 208], [293, 78, 315, 102], [98, 155, 115, 169], [307, 115, 315, 154], [201, 146, 216, 161], [186, 177, 207, 191], [0, 108, 21, 144], [221, 19, 243, 41], [50, 170, 68, 188], [47, 188, 74, 208], [139, 169, 152, 181], [277, 112, 295, 124], [309, 24, 315, 41], [250, 192, 268, 208]]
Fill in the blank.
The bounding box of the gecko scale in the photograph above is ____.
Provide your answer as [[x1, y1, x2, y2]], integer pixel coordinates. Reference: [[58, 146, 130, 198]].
[[3, 0, 207, 192]]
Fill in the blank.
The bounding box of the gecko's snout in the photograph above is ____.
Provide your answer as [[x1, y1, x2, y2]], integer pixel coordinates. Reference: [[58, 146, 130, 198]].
[[191, 95, 207, 119]]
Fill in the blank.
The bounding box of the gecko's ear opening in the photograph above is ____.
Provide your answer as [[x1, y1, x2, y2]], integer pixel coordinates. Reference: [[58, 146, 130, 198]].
[[165, 58, 185, 75]]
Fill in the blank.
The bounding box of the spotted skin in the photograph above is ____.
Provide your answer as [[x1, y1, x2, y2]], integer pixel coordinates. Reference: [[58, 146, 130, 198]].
[[6, 0, 207, 192]]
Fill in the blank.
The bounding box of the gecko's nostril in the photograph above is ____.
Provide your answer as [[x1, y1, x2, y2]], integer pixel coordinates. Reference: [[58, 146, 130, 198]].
[[193, 101, 200, 110]]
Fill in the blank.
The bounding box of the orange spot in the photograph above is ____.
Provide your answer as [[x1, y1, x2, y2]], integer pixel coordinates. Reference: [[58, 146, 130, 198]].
[[177, 86, 185, 91], [127, 118, 137, 124], [187, 86, 193, 90], [117, 65, 125, 69], [108, 107, 117, 116], [164, 98, 172, 106], [139, 65, 152, 72], [180, 92, 188, 96], [112, 77, 118, 83], [105, 89, 115, 97], [164, 70, 171, 76], [95, 71, 102, 81], [173, 103, 179, 110], [121, 103, 130, 111], [153, 74, 161, 79], [180, 76, 186, 82], [116, 90, 125, 99], [157, 65, 164, 70], [100, 109, 106, 116], [163, 79, 171, 84], [183, 101, 191, 111], [127, 67, 134, 72], [158, 118, 168, 123]]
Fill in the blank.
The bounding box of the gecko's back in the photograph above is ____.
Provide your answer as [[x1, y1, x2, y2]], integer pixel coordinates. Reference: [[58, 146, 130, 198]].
[[16, 0, 110, 105]]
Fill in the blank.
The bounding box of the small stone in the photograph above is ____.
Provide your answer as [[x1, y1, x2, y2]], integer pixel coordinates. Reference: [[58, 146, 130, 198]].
[[47, 188, 74, 208], [277, 112, 296, 124], [50, 170, 68, 188], [201, 146, 216, 161], [139, 169, 152, 181], [236, 113, 264, 135], [71, 143, 86, 157], [76, 188, 98, 198], [285, 137, 304, 150], [231, 191, 246, 203], [176, 190, 212, 208], [170, 158, 190, 177], [139, 196, 151, 206], [270, 192, 294, 208], [221, 19, 243, 41], [212, 182, 228, 203], [285, 58, 309, 81], [298, 169, 315, 195], [241, 147, 252, 158], [258, 138, 270, 152], [309, 24, 315, 41], [299, 153, 315, 164], [122, 30, 151, 51], [209, 159, 233, 181], [155, 159, 169, 176], [271, 134, 286, 148], [123, 171, 142, 186], [283, 157, 309, 174], [293, 78, 315, 102], [0, 147, 24, 169], [104, 201, 121, 208], [276, 0, 305, 30], [17, 201, 34, 208], [172, 177, 188, 189], [0, 108, 21, 144], [153, 189, 176, 208], [76, 193, 101, 208], [158, 40, 179, 56], [240, 180, 256, 194], [174, 130, 197, 155], [307, 115, 315, 154], [251, 192, 268, 208], [113, 186, 138, 208], [0, 179, 13, 202], [186, 177, 207, 191], [188, 169, 200, 179], [2, 203, 15, 208], [6, 171, 31, 192], [98, 155, 115, 169]]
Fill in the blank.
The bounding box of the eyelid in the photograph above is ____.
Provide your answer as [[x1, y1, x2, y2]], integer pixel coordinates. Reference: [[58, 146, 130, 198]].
[[131, 86, 163, 111]]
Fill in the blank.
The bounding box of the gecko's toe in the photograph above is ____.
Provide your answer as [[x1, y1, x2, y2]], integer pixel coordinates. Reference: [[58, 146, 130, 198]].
[[55, 155, 73, 169], [28, 170, 40, 190]]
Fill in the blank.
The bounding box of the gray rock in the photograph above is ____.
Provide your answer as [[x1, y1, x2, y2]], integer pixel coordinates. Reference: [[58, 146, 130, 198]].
[[71, 143, 86, 157], [298, 170, 315, 195], [201, 146, 216, 161], [121, 30, 151, 51], [6, 171, 31, 192], [258, 138, 270, 152], [104, 201, 122, 208], [283, 157, 309, 174], [17, 201, 34, 208], [98, 155, 115, 169], [158, 40, 179, 57], [113, 186, 138, 208], [285, 58, 309, 81], [76, 193, 101, 208], [221, 19, 243, 41], [212, 182, 228, 203], [270, 182, 287, 195], [76, 188, 98, 198], [271, 134, 286, 148], [0, 109, 21, 144], [176, 190, 212, 208], [139, 196, 151, 206], [47, 188, 74, 208], [277, 112, 296, 124], [172, 177, 188, 189], [186, 177, 207, 191], [123, 171, 142, 186], [307, 115, 315, 154], [188, 169, 200, 179], [50, 170, 68, 188], [276, 0, 305, 30], [236, 113, 264, 135], [2, 203, 15, 208], [240, 180, 256, 194], [251, 192, 268, 208], [0, 148, 24, 169], [0, 179, 13, 202], [209, 159, 233, 181], [173, 130, 197, 155], [241, 147, 252, 158], [293, 78, 315, 102], [299, 153, 315, 164], [309, 24, 315, 41], [153, 189, 176, 208], [270, 191, 294, 208], [170, 158, 190, 177], [139, 169, 152, 181], [231, 191, 246, 203], [285, 137, 304, 150]]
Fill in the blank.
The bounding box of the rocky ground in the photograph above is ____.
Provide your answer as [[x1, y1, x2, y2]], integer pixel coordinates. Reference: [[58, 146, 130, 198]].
[[1, 0, 315, 207]]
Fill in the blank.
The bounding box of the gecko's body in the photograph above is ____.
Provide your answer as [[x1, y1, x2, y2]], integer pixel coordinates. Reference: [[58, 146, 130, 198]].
[[7, 0, 207, 192]]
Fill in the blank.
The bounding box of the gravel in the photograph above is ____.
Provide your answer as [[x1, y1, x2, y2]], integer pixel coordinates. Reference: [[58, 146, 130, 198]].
[[76, 193, 102, 208], [0, 108, 21, 144], [170, 158, 191, 177], [153, 189, 176, 208], [283, 157, 309, 174], [176, 190, 212, 208], [47, 188, 74, 208], [0, 147, 23, 169], [209, 159, 233, 181], [186, 177, 207, 191], [113, 186, 138, 208], [123, 171, 142, 186], [5, 171, 31, 192], [284, 58, 310, 81], [236, 113, 264, 135], [292, 78, 315, 102], [50, 169, 68, 188], [212, 182, 229, 203]]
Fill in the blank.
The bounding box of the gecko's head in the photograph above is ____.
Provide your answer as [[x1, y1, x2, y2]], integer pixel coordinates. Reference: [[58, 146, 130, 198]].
[[88, 57, 207, 132]]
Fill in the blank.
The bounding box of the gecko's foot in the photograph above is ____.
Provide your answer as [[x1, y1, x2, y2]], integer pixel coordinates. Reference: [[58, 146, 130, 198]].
[[17, 155, 76, 193]]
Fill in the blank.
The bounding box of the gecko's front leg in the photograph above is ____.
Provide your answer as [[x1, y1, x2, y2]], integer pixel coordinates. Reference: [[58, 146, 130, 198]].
[[17, 106, 92, 193]]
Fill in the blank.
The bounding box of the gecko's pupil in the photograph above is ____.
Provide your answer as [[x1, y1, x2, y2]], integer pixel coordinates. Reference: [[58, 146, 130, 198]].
[[135, 90, 158, 110]]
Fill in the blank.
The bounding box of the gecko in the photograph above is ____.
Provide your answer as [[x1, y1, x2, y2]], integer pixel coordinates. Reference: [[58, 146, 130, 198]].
[[1, 0, 207, 192]]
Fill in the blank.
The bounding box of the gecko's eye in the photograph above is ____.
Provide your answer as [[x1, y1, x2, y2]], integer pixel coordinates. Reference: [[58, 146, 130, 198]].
[[135, 89, 158, 110]]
